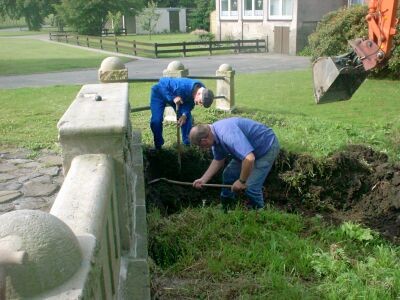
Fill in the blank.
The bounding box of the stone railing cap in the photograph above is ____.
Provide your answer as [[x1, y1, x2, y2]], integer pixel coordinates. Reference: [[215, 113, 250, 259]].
[[167, 60, 185, 71], [57, 83, 129, 136], [99, 56, 126, 72]]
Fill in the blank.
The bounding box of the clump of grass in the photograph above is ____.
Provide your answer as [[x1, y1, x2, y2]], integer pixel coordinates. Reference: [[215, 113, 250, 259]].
[[148, 207, 400, 298]]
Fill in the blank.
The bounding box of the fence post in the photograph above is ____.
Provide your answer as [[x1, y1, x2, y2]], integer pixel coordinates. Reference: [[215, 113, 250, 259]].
[[115, 38, 119, 52], [65, 34, 68, 44], [209, 40, 212, 55], [49, 32, 51, 40], [100, 37, 103, 50], [182, 42, 186, 57], [237, 40, 241, 53], [162, 61, 189, 122], [133, 40, 137, 56], [86, 36, 89, 47], [216, 64, 235, 112], [155, 43, 158, 58]]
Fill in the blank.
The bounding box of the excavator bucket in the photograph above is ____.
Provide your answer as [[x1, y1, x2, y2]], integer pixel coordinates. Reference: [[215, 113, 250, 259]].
[[312, 55, 367, 104]]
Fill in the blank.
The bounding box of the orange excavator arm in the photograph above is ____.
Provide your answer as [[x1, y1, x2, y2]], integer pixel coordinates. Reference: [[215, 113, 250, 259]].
[[313, 0, 399, 104], [352, 0, 399, 70]]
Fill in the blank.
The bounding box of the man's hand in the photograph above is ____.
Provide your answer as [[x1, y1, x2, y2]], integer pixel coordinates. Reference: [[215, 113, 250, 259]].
[[173, 96, 183, 105], [178, 114, 187, 126], [193, 178, 205, 189], [232, 179, 246, 193]]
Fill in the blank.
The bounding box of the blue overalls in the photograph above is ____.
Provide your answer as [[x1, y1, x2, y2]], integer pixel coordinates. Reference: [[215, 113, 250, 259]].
[[150, 77, 204, 149]]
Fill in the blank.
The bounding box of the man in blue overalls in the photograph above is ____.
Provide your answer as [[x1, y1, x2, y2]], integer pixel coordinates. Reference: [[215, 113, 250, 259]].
[[150, 77, 214, 150]]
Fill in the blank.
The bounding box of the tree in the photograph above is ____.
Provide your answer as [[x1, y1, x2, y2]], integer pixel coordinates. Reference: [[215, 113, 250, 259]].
[[55, 0, 144, 35], [107, 11, 123, 35], [188, 0, 214, 31], [0, 0, 56, 30], [138, 0, 160, 39]]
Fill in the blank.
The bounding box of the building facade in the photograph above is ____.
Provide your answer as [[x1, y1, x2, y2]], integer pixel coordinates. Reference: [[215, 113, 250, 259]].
[[213, 0, 349, 54], [121, 8, 187, 34]]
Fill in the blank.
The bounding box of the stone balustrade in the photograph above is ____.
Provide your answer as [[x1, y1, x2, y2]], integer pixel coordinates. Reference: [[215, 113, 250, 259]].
[[0, 76, 149, 299]]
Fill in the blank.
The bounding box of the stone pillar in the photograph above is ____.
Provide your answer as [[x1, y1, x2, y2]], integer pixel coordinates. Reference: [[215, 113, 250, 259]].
[[162, 61, 189, 122], [216, 63, 235, 112], [98, 56, 128, 83]]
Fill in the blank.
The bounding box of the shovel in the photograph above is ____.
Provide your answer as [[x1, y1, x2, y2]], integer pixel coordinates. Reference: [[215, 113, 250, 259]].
[[148, 177, 232, 188], [176, 103, 182, 172]]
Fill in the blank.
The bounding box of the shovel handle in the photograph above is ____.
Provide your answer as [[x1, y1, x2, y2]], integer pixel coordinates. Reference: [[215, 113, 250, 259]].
[[176, 105, 181, 169], [149, 177, 232, 188]]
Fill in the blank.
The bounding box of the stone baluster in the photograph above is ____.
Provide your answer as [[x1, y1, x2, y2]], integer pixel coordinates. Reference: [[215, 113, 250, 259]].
[[216, 63, 235, 112], [98, 56, 128, 83]]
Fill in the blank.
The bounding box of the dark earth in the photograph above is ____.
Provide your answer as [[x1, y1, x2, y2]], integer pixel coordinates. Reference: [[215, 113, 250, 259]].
[[144, 144, 400, 245]]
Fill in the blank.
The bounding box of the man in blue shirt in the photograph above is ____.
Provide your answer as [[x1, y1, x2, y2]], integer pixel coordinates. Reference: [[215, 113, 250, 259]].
[[190, 117, 280, 210], [150, 77, 214, 150]]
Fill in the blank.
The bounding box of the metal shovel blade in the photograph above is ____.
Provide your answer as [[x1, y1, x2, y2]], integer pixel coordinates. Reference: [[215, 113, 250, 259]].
[[312, 56, 367, 104]]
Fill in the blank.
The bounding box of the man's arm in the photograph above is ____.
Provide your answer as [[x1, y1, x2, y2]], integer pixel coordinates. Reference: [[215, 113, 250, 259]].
[[232, 152, 255, 192], [193, 159, 225, 188]]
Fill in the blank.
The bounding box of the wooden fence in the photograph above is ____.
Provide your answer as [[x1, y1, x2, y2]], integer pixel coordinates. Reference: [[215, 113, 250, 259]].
[[49, 32, 268, 58]]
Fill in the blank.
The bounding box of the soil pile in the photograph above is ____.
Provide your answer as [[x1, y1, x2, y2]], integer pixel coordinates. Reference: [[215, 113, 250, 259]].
[[145, 145, 400, 244]]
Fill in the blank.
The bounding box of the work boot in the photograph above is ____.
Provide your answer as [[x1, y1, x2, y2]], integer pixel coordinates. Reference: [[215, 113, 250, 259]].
[[149, 145, 162, 155], [243, 199, 264, 211], [220, 196, 237, 213]]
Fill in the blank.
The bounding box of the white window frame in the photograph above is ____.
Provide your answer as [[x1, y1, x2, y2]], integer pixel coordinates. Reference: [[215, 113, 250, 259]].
[[348, 0, 365, 6], [220, 0, 239, 20], [243, 0, 264, 20], [268, 0, 293, 20]]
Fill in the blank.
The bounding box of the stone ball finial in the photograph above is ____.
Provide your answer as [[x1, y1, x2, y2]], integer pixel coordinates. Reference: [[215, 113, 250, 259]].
[[218, 63, 233, 72], [0, 210, 82, 297], [167, 61, 185, 71], [100, 56, 126, 72]]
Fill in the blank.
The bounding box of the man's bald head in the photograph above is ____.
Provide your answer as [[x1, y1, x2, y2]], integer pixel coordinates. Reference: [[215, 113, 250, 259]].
[[189, 124, 211, 146]]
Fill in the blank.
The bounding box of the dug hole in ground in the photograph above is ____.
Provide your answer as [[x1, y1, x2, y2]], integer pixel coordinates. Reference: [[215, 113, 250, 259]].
[[145, 144, 400, 244]]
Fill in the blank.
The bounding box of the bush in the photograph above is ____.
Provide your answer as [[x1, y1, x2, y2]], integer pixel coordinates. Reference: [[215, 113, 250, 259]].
[[190, 29, 214, 41], [308, 5, 400, 78]]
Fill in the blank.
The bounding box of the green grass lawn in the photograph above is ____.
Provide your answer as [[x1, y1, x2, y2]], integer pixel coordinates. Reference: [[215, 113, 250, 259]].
[[0, 85, 80, 150], [118, 33, 198, 43], [0, 27, 61, 37], [0, 38, 133, 75]]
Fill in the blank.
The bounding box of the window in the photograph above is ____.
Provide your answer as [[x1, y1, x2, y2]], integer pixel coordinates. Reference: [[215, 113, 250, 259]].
[[268, 0, 292, 20], [220, 0, 238, 18], [348, 0, 365, 6], [244, 0, 263, 18]]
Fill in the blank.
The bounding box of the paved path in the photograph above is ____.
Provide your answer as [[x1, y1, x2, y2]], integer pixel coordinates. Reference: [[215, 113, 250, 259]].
[[0, 148, 64, 215], [0, 34, 311, 89]]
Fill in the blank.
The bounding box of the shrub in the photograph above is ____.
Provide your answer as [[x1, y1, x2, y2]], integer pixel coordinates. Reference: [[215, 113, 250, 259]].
[[308, 5, 400, 78], [190, 29, 215, 41]]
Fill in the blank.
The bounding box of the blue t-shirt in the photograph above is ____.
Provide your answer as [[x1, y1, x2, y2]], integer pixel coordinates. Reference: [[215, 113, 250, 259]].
[[155, 77, 204, 116], [211, 117, 276, 161]]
